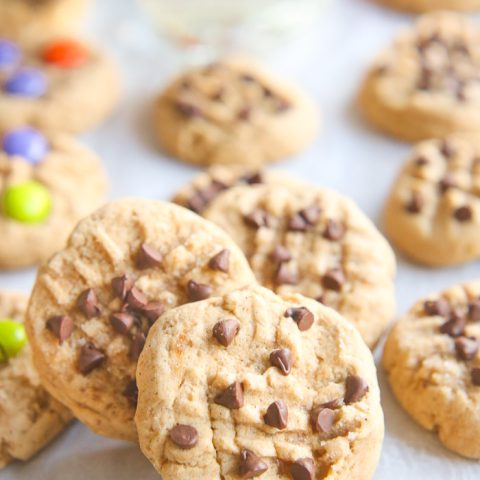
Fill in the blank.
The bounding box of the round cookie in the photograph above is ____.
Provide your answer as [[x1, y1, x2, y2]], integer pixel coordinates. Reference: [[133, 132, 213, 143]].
[[0, 290, 72, 469], [25, 198, 257, 441], [0, 0, 88, 43], [358, 12, 480, 141], [377, 0, 480, 12], [154, 58, 319, 167], [0, 127, 107, 269], [135, 285, 384, 480], [201, 182, 396, 348], [0, 37, 119, 133], [383, 282, 480, 458], [384, 135, 480, 266]]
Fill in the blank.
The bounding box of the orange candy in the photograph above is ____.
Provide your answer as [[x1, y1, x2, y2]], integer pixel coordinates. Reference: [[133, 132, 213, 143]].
[[43, 39, 89, 68]]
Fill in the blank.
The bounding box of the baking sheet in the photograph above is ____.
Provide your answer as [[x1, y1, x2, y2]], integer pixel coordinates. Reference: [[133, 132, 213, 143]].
[[1, 0, 480, 478]]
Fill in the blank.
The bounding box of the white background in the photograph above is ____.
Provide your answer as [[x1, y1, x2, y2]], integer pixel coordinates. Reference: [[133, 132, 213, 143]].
[[2, 0, 480, 478]]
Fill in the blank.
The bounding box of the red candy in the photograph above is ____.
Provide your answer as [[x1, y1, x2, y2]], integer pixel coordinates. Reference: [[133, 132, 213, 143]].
[[43, 39, 89, 68]]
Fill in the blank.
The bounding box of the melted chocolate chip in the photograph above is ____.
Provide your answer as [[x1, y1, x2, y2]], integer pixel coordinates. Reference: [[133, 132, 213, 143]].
[[244, 209, 270, 229], [271, 245, 292, 263], [455, 337, 479, 360], [238, 107, 251, 121], [275, 263, 298, 285], [169, 424, 199, 449], [129, 333, 146, 361], [439, 174, 456, 194], [78, 344, 105, 375], [124, 379, 138, 407], [440, 313, 466, 337], [440, 139, 455, 158], [288, 205, 321, 231], [47, 315, 73, 344], [77, 289, 102, 318], [209, 249, 230, 273], [323, 219, 345, 241], [238, 450, 268, 479], [405, 192, 424, 214], [242, 172, 264, 185], [136, 243, 162, 269], [290, 458, 316, 480], [424, 298, 450, 317], [454, 205, 473, 222], [344, 375, 369, 404], [126, 287, 148, 310], [141, 302, 165, 324], [111, 274, 134, 300], [322, 268, 345, 291], [288, 213, 308, 232], [186, 280, 212, 302], [214, 381, 244, 409], [415, 156, 429, 167], [472, 368, 480, 386], [270, 348, 292, 376], [321, 397, 344, 409], [284, 307, 314, 331], [213, 318, 240, 347], [469, 299, 480, 321], [176, 101, 202, 118], [311, 407, 336, 434], [110, 312, 135, 335], [264, 400, 288, 429]]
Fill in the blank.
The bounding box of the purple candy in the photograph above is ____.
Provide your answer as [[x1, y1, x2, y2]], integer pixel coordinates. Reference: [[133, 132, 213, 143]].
[[0, 39, 20, 68], [4, 69, 47, 97], [2, 127, 49, 164]]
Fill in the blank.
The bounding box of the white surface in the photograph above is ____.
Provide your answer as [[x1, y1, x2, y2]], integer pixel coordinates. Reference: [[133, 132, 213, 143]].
[[2, 0, 480, 478]]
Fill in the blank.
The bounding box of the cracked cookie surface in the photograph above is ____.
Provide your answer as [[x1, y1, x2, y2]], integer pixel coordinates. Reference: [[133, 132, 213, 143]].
[[154, 58, 319, 167], [383, 281, 480, 458], [201, 182, 396, 348], [0, 290, 71, 469], [136, 285, 384, 480], [384, 135, 480, 266], [25, 198, 256, 441], [359, 12, 480, 141]]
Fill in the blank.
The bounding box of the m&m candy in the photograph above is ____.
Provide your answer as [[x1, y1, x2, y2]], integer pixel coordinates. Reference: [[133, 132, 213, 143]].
[[0, 319, 27, 362], [43, 39, 89, 68], [4, 68, 47, 97], [3, 180, 52, 223], [2, 127, 49, 164]]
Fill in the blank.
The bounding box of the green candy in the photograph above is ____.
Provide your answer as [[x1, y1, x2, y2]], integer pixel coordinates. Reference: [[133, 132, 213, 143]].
[[0, 319, 27, 362], [3, 180, 52, 223]]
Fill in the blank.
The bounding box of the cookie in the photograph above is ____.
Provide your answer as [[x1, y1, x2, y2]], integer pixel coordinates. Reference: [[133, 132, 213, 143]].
[[200, 182, 396, 348], [358, 12, 480, 141], [0, 127, 107, 269], [25, 198, 257, 441], [384, 135, 480, 266], [377, 0, 480, 12], [0, 290, 72, 469], [154, 58, 319, 167], [135, 285, 384, 480], [383, 282, 480, 458], [0, 37, 119, 133], [0, 0, 88, 43]]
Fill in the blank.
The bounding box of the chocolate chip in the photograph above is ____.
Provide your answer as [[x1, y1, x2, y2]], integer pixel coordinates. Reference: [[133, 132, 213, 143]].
[[238, 450, 268, 479], [472, 368, 480, 386], [417, 67, 432, 91], [440, 139, 455, 158], [110, 312, 135, 335], [176, 101, 202, 118], [240, 73, 256, 82], [301, 205, 321, 225], [284, 307, 314, 331], [242, 172, 263, 185], [274, 97, 291, 113], [322, 268, 345, 291], [288, 213, 308, 231], [47, 315, 73, 344], [270, 348, 292, 376], [136, 243, 162, 269], [209, 249, 230, 273], [169, 424, 198, 449], [141, 302, 165, 324], [454, 205, 472, 222], [126, 287, 148, 310], [186, 280, 212, 302], [244, 209, 270, 229], [344, 375, 369, 404], [424, 298, 451, 317], [213, 318, 240, 347], [187, 192, 208, 213], [415, 156, 429, 166], [290, 458, 316, 480], [439, 174, 456, 194], [111, 274, 134, 300], [77, 289, 102, 318], [440, 313, 466, 337], [323, 219, 345, 241], [264, 400, 288, 429], [238, 107, 251, 121], [78, 344, 105, 375], [311, 407, 336, 433], [124, 379, 138, 407], [321, 397, 344, 409], [271, 245, 292, 263], [405, 192, 423, 214], [469, 299, 480, 321], [129, 333, 146, 361], [455, 336, 479, 360], [214, 381, 244, 409], [275, 263, 298, 285]]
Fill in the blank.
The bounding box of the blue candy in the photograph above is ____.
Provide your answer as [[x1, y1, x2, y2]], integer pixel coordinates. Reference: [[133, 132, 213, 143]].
[[0, 39, 20, 68], [2, 127, 49, 164], [4, 69, 47, 97]]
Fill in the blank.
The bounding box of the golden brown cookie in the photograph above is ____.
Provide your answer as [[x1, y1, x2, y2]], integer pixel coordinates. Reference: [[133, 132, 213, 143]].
[[377, 0, 480, 13]]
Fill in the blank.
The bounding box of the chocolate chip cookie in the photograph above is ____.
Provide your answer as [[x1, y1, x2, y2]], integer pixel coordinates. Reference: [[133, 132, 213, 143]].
[[383, 282, 480, 458], [377, 0, 480, 12], [0, 127, 107, 269], [25, 198, 257, 441], [0, 37, 119, 133], [0, 290, 72, 469], [384, 135, 480, 266], [359, 12, 480, 141], [201, 182, 396, 348], [154, 58, 319, 167], [136, 285, 384, 480]]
